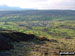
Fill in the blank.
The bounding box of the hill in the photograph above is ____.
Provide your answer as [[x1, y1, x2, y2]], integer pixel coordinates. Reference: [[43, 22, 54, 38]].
[[0, 5, 35, 11]]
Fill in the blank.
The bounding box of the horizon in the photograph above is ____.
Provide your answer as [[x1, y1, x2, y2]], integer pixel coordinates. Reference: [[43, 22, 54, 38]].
[[0, 5, 75, 11]]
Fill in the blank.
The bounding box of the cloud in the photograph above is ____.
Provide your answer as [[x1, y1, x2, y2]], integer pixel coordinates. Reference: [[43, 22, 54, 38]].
[[37, 0, 75, 10], [0, 0, 75, 10]]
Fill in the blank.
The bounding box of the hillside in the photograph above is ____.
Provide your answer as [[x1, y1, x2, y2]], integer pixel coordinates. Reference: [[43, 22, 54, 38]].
[[0, 30, 75, 56]]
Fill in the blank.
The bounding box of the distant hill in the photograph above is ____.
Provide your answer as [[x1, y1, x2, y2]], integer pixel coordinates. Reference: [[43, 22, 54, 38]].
[[0, 10, 75, 15], [0, 5, 34, 11], [0, 10, 75, 22]]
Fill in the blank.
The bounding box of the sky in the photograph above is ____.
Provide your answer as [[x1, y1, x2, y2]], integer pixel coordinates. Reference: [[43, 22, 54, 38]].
[[0, 0, 75, 10]]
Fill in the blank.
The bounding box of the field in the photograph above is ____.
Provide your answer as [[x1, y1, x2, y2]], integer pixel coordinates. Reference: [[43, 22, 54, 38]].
[[0, 10, 75, 56]]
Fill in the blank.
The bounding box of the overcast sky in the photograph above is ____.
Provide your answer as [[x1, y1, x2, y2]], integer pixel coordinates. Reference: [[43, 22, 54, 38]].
[[0, 0, 75, 10]]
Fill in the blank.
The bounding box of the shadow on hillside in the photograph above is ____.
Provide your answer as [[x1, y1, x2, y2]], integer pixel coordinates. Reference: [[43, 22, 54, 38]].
[[0, 29, 59, 56], [0, 29, 58, 52], [1, 32, 38, 42], [0, 30, 50, 51]]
